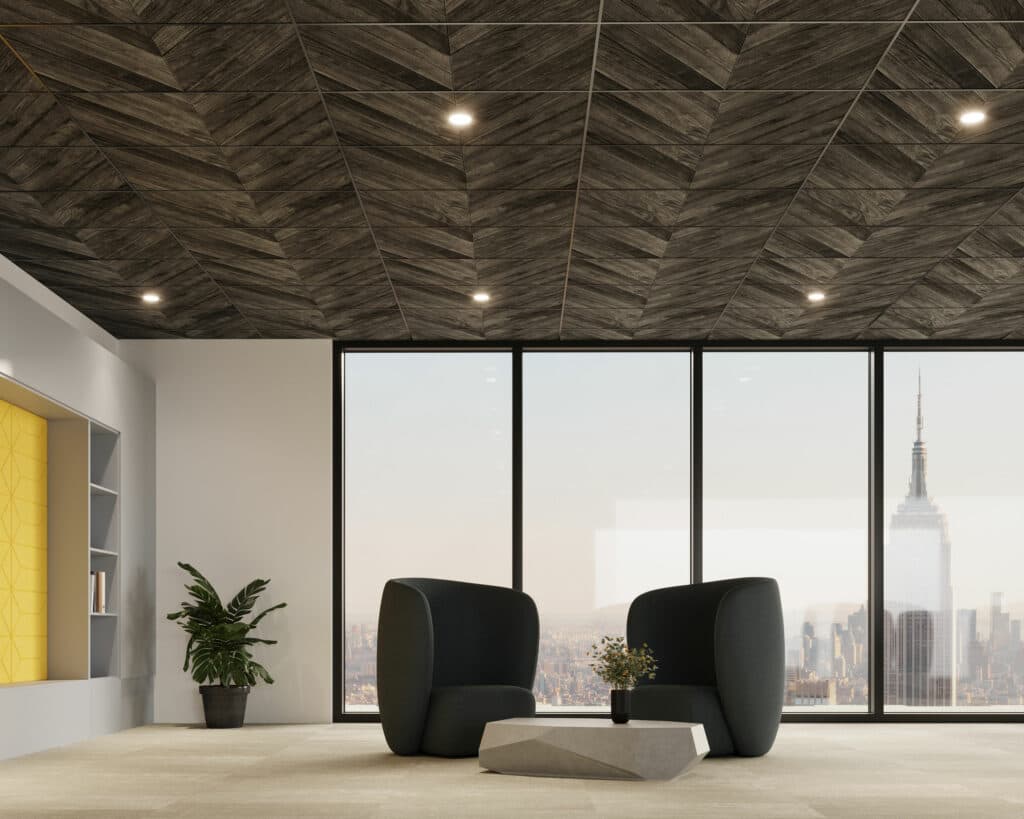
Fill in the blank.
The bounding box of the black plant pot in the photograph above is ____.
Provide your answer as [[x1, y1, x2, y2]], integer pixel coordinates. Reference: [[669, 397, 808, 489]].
[[611, 689, 631, 724], [199, 685, 250, 729]]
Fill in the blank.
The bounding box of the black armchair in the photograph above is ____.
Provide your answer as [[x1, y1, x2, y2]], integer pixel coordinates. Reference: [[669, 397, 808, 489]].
[[376, 578, 539, 757], [626, 577, 785, 757]]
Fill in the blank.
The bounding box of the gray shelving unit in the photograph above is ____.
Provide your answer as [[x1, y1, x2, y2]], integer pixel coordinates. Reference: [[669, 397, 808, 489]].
[[88, 422, 120, 679]]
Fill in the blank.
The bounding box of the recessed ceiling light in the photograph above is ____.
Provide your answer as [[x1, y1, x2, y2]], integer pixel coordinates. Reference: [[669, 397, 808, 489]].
[[141, 292, 161, 304], [472, 291, 490, 303], [807, 291, 826, 303], [448, 110, 473, 128], [959, 109, 986, 126]]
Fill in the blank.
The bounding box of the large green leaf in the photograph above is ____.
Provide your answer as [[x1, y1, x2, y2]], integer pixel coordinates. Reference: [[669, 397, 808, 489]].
[[167, 563, 285, 688]]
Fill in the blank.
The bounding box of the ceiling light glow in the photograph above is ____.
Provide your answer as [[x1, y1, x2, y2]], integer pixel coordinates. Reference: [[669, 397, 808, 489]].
[[448, 110, 473, 128], [141, 292, 161, 304], [959, 109, 986, 125], [807, 291, 826, 303], [472, 291, 490, 303]]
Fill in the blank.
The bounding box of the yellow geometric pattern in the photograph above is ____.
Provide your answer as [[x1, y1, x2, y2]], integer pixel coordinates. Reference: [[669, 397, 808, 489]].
[[0, 399, 47, 684]]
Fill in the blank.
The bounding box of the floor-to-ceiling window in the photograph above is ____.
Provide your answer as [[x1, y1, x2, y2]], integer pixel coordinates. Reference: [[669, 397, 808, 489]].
[[522, 352, 691, 710], [341, 351, 512, 713], [702, 352, 871, 711], [884, 352, 1024, 712], [338, 344, 1024, 720]]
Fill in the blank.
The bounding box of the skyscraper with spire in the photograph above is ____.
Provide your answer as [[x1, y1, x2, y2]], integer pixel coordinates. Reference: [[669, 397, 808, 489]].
[[885, 373, 955, 706]]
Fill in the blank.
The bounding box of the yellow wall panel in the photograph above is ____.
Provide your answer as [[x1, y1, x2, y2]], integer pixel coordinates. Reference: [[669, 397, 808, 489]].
[[0, 399, 47, 684]]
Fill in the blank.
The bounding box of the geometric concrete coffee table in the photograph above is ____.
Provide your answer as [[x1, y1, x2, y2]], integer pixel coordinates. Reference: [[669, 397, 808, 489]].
[[479, 718, 709, 781]]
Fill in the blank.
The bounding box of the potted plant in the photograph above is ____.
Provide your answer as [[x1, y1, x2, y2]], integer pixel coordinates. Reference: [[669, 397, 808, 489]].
[[167, 562, 286, 729], [588, 636, 657, 724]]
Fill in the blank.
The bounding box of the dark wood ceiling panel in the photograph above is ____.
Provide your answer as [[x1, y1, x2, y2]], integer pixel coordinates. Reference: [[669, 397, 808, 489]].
[[0, 94, 88, 146], [914, 1, 1024, 20], [140, 189, 268, 228], [596, 24, 744, 91], [463, 145, 580, 189], [871, 23, 1024, 89], [344, 146, 465, 189], [587, 91, 720, 145], [468, 190, 576, 227], [375, 227, 474, 258], [837, 89, 984, 143], [727, 24, 898, 89], [575, 189, 691, 228], [101, 146, 245, 190], [755, 0, 916, 20], [361, 189, 471, 227], [40, 190, 160, 229], [288, 0, 447, 23], [153, 25, 316, 91], [0, 0, 291, 24], [456, 92, 588, 144], [325, 92, 458, 145], [445, 0, 600, 23], [705, 91, 854, 143], [2, 6, 1024, 339], [57, 93, 216, 146], [224, 146, 351, 190], [449, 25, 595, 91], [0, 147, 127, 190], [581, 145, 702, 189], [302, 25, 451, 91], [248, 188, 367, 227], [274, 227, 378, 257], [565, 257, 659, 308], [1, 26, 183, 92], [689, 145, 819, 188], [602, 0, 754, 22], [191, 92, 335, 145], [572, 228, 671, 258]]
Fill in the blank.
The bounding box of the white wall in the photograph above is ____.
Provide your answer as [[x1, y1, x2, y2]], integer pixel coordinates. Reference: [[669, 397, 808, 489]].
[[122, 340, 333, 724], [0, 257, 156, 759]]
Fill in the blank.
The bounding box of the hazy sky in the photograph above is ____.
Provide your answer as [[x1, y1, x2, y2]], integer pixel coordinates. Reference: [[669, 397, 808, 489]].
[[343, 350, 1023, 627]]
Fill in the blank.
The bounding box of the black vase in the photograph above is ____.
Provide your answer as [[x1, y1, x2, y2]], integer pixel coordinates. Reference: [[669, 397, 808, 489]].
[[610, 689, 631, 724], [199, 685, 250, 728]]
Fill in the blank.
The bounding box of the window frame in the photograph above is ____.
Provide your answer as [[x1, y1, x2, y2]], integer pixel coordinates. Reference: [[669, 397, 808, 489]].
[[334, 340, 1024, 723]]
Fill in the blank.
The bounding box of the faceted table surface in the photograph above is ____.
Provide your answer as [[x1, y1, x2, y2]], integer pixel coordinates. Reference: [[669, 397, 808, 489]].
[[479, 718, 709, 781]]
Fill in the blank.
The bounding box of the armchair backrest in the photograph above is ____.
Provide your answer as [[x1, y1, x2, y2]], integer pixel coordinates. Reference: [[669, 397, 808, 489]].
[[410, 578, 539, 689], [627, 580, 736, 686], [376, 578, 539, 755], [628, 578, 785, 756]]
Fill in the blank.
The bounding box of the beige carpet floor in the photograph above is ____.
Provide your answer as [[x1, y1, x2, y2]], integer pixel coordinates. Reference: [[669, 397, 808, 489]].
[[0, 723, 1021, 818]]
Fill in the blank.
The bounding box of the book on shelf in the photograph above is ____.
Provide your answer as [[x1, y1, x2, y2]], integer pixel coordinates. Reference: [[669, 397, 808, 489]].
[[89, 571, 96, 613], [93, 570, 106, 614]]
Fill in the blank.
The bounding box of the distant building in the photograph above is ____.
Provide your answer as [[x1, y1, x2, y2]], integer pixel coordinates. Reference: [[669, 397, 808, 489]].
[[957, 609, 978, 682], [885, 375, 955, 706], [790, 679, 836, 706]]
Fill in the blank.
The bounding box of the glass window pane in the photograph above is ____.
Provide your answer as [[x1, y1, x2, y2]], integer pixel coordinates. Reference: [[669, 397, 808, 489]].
[[342, 352, 512, 713], [884, 352, 1024, 712], [523, 352, 691, 711], [703, 352, 870, 712]]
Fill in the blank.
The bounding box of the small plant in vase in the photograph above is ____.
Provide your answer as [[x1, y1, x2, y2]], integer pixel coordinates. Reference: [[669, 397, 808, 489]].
[[588, 636, 657, 724]]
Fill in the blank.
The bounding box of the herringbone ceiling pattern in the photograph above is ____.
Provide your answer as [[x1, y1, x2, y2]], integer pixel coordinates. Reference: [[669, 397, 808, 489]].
[[1, 0, 1024, 340]]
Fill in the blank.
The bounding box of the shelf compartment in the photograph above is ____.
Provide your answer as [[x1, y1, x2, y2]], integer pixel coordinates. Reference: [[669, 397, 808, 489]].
[[89, 614, 118, 678]]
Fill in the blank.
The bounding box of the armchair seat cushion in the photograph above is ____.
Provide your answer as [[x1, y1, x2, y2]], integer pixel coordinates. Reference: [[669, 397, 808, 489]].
[[630, 684, 735, 757], [421, 685, 536, 757]]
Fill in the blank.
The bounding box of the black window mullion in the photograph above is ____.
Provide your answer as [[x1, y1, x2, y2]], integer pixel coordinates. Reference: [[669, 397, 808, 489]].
[[691, 345, 703, 584], [512, 345, 523, 591], [870, 344, 885, 717]]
